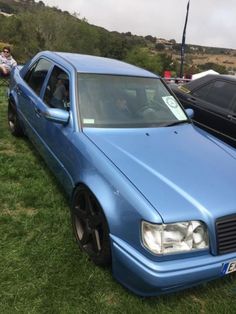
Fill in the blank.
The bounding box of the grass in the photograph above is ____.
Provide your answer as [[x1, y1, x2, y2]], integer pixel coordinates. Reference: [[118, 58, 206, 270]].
[[0, 86, 236, 314]]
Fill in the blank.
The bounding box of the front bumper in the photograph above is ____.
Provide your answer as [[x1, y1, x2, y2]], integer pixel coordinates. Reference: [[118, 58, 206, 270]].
[[111, 235, 236, 296]]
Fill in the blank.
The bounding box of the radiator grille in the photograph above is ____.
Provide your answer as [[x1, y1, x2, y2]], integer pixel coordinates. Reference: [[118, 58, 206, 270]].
[[216, 215, 236, 255]]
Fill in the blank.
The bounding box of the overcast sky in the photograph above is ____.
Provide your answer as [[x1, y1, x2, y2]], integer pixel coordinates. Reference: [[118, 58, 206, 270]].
[[36, 0, 236, 49]]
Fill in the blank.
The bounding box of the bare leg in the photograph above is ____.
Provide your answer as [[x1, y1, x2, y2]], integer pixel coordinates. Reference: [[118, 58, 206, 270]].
[[0, 65, 10, 75]]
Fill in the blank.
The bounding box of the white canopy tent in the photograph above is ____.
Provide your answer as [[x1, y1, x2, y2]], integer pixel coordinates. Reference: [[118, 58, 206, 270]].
[[192, 69, 219, 80]]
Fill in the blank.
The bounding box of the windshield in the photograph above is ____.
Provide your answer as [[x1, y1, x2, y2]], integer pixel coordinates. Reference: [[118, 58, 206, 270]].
[[78, 74, 188, 128]]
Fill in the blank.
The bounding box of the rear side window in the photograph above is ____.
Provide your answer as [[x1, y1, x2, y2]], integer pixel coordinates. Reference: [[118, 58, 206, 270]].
[[24, 59, 52, 96], [193, 80, 236, 110]]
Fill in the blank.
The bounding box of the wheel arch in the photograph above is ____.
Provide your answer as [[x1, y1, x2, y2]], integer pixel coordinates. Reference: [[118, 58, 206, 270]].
[[71, 176, 119, 234]]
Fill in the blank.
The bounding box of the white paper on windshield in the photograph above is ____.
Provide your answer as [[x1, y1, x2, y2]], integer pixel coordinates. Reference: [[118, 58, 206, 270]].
[[83, 119, 95, 124], [162, 96, 186, 120]]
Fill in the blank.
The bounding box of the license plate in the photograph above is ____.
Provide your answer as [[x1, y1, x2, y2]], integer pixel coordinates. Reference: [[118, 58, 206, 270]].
[[222, 261, 236, 275]]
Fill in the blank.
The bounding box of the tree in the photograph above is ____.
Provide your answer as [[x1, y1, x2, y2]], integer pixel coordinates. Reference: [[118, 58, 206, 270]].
[[125, 48, 175, 75], [145, 35, 156, 43], [155, 43, 165, 51], [199, 62, 228, 74]]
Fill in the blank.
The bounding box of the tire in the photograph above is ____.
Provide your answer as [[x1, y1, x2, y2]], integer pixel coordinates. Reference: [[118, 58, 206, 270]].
[[8, 101, 24, 137], [71, 185, 111, 267]]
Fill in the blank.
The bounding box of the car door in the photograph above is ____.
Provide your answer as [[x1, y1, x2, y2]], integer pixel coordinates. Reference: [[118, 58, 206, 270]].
[[17, 58, 53, 150], [18, 59, 75, 190], [35, 65, 75, 190], [190, 79, 236, 143]]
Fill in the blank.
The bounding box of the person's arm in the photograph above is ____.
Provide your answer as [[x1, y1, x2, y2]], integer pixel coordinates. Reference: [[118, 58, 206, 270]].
[[11, 57, 17, 68]]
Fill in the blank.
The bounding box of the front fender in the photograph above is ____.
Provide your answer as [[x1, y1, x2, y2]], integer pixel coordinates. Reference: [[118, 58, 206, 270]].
[[72, 168, 162, 251]]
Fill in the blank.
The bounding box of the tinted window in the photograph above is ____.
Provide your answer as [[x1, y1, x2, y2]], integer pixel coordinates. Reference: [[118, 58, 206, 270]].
[[232, 101, 236, 114], [43, 66, 70, 110], [24, 59, 52, 96], [193, 80, 236, 110], [193, 82, 212, 99]]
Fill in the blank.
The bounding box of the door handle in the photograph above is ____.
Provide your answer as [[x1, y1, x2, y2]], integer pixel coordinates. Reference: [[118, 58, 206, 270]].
[[34, 107, 42, 117], [187, 97, 196, 102], [15, 86, 22, 95]]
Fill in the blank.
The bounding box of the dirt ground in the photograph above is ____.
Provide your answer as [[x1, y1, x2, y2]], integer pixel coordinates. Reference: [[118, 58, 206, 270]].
[[191, 53, 236, 68], [171, 51, 236, 73]]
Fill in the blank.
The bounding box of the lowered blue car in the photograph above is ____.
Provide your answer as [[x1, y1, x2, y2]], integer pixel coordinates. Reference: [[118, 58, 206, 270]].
[[8, 51, 236, 296]]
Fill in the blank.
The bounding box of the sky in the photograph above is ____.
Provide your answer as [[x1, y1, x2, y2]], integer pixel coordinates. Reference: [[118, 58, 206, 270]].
[[36, 0, 236, 49]]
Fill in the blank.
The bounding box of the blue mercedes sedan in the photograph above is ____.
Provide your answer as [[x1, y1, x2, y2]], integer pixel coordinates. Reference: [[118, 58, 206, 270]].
[[8, 51, 236, 296]]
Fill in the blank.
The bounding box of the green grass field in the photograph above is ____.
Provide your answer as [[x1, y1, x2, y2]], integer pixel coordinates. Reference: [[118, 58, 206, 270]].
[[0, 87, 236, 313]]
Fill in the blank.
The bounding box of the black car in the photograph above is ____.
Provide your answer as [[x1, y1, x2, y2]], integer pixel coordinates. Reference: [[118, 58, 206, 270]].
[[171, 74, 236, 147]]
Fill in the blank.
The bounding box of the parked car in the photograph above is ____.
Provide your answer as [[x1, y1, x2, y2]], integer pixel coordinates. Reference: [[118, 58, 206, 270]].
[[171, 74, 236, 147], [8, 52, 236, 296]]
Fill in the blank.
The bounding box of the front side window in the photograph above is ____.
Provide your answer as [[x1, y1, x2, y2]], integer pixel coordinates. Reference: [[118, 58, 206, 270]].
[[24, 59, 52, 96], [193, 80, 236, 110], [78, 74, 187, 128], [192, 82, 212, 99], [43, 66, 70, 110]]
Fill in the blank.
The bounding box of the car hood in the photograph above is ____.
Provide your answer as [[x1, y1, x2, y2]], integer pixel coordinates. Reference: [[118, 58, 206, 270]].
[[84, 124, 236, 223]]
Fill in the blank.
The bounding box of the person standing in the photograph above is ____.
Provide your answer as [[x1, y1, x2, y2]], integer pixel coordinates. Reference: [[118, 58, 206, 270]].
[[0, 46, 17, 76]]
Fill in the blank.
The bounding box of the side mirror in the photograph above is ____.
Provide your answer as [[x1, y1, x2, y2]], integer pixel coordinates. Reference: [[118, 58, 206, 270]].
[[44, 108, 69, 125], [185, 108, 194, 119]]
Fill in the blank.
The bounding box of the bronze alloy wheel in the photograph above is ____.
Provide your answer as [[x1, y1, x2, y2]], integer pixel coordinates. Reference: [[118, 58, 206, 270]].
[[71, 186, 111, 267]]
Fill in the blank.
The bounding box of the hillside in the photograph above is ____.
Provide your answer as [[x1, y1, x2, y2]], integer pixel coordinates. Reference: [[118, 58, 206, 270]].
[[0, 0, 36, 13], [0, 0, 148, 60], [0, 0, 236, 76]]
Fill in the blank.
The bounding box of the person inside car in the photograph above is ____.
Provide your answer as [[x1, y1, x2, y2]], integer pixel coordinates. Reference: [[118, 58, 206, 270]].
[[51, 73, 69, 109], [107, 91, 133, 121]]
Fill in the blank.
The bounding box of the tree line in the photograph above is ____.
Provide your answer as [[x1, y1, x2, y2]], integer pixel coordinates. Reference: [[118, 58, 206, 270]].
[[0, 0, 178, 75], [0, 0, 229, 76]]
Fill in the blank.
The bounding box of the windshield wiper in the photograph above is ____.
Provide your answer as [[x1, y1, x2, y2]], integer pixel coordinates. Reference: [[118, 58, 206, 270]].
[[163, 120, 190, 127]]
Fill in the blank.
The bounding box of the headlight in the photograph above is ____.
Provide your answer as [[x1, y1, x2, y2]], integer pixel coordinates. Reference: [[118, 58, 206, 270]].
[[142, 220, 209, 255]]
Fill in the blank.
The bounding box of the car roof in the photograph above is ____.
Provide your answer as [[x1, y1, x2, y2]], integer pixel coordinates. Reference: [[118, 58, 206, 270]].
[[183, 74, 236, 91], [41, 51, 158, 78]]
